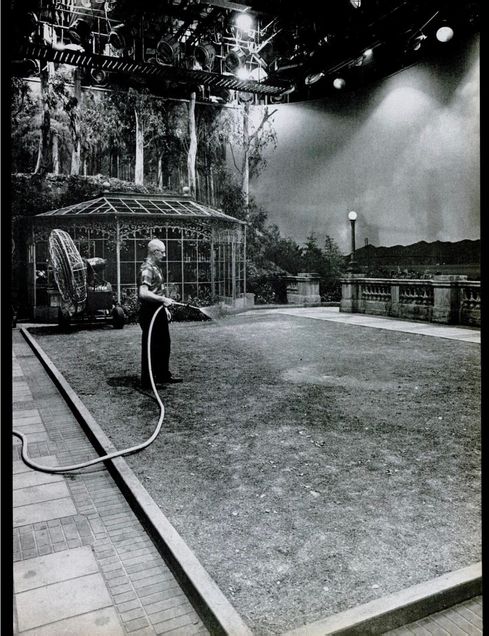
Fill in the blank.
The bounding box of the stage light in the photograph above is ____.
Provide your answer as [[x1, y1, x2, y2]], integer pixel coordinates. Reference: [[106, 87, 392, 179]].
[[68, 18, 91, 46], [156, 36, 179, 65], [436, 26, 454, 42], [22, 11, 39, 40], [281, 84, 296, 95], [236, 66, 251, 80], [412, 34, 427, 51], [248, 66, 268, 82], [109, 24, 133, 51], [305, 71, 325, 86], [90, 68, 108, 85], [225, 50, 245, 72], [194, 43, 216, 71], [350, 0, 361, 8], [235, 12, 253, 33], [12, 58, 40, 77], [333, 77, 346, 89]]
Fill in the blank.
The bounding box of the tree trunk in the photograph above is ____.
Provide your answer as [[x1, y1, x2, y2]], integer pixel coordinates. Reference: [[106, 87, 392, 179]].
[[135, 109, 144, 185], [187, 91, 197, 196], [209, 164, 215, 206], [157, 152, 163, 190], [52, 128, 59, 175], [241, 101, 250, 209], [70, 68, 82, 176], [34, 64, 53, 176]]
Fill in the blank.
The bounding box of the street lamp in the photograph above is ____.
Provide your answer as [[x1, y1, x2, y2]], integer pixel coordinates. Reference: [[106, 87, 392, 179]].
[[348, 210, 357, 272]]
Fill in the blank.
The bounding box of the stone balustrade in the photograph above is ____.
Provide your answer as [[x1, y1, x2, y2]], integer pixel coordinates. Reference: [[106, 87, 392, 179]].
[[340, 275, 480, 326]]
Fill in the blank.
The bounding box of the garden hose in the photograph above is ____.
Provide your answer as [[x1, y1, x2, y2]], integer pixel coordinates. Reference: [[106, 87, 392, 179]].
[[12, 304, 167, 474]]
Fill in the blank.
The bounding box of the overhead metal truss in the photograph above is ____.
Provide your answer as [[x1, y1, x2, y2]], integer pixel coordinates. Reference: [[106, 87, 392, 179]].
[[20, 42, 289, 95]]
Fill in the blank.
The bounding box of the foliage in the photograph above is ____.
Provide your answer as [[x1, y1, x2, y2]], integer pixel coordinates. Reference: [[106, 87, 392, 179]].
[[10, 78, 345, 306], [301, 233, 346, 301], [226, 105, 278, 181], [217, 177, 345, 303], [10, 78, 42, 172], [10, 173, 156, 218]]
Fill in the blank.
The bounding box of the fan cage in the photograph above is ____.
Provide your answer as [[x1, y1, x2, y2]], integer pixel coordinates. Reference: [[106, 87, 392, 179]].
[[48, 229, 88, 314]]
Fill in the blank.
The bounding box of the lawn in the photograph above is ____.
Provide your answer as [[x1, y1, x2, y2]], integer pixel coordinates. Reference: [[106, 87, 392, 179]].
[[32, 312, 481, 635]]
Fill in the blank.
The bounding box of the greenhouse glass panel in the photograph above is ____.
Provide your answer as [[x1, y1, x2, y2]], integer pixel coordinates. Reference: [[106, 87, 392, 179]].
[[167, 240, 182, 261]]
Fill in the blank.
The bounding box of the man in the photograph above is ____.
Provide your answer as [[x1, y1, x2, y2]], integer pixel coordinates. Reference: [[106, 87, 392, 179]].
[[138, 238, 182, 388]]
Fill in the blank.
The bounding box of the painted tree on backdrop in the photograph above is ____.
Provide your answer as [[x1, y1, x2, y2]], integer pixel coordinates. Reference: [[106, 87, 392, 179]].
[[154, 101, 187, 190], [12, 67, 98, 176], [226, 101, 278, 208], [11, 77, 42, 173], [76, 91, 126, 177], [103, 88, 168, 185], [178, 100, 229, 202], [32, 63, 57, 176], [50, 67, 86, 175]]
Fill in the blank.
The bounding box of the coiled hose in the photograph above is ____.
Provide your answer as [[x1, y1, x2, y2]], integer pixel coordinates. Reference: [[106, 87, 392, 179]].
[[12, 304, 166, 474]]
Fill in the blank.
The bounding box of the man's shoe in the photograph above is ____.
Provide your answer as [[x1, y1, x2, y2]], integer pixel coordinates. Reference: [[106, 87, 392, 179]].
[[160, 376, 183, 384]]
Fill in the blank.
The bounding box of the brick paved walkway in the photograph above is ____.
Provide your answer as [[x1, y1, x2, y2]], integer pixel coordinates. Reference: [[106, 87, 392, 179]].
[[12, 330, 208, 635], [383, 596, 482, 635]]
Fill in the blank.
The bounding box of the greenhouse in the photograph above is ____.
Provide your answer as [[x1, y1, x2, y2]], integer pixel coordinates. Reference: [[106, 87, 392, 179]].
[[28, 191, 246, 319]]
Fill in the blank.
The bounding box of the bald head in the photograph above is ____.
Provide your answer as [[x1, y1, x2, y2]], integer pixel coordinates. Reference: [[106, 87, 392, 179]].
[[147, 238, 166, 264], [148, 239, 166, 254]]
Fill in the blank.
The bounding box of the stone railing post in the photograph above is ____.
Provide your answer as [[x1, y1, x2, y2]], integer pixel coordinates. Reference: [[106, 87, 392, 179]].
[[432, 275, 467, 324], [390, 283, 400, 317], [286, 273, 321, 305], [340, 274, 363, 313]]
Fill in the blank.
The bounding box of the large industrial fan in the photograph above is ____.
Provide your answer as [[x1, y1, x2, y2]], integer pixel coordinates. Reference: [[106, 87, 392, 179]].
[[48, 229, 125, 329]]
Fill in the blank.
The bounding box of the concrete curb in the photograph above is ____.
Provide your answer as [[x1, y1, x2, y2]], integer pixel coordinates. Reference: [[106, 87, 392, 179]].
[[281, 562, 482, 635], [20, 327, 253, 636]]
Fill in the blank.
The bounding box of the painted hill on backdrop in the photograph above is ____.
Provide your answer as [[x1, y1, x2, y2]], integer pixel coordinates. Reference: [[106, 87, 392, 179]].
[[353, 239, 480, 278]]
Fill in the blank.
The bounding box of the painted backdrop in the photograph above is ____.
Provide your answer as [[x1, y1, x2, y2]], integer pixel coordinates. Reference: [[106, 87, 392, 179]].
[[250, 35, 479, 253]]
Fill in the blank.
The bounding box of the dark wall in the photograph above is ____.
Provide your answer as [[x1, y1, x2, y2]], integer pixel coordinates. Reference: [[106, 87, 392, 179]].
[[250, 34, 479, 253]]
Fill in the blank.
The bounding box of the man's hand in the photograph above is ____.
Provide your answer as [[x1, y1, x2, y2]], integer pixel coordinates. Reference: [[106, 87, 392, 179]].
[[162, 297, 174, 307]]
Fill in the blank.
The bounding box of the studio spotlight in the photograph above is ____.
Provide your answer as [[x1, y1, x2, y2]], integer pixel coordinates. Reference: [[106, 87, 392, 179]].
[[21, 11, 39, 40], [436, 26, 454, 42], [305, 71, 325, 86], [12, 58, 40, 77], [248, 66, 268, 82], [68, 18, 91, 46], [108, 24, 133, 51], [235, 12, 253, 33], [236, 66, 251, 80], [225, 49, 245, 72], [333, 77, 346, 89], [90, 68, 108, 86], [194, 42, 216, 71], [412, 34, 427, 51], [156, 36, 179, 65]]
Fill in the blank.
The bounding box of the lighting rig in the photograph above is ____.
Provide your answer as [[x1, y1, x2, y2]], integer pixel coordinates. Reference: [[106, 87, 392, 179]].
[[11, 0, 290, 103], [10, 0, 480, 103]]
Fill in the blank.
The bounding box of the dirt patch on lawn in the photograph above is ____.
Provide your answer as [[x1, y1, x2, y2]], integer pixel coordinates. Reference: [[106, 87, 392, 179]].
[[32, 313, 481, 634]]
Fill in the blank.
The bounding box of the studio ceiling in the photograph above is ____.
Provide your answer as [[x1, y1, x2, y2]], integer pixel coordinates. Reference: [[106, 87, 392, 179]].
[[11, 0, 480, 103]]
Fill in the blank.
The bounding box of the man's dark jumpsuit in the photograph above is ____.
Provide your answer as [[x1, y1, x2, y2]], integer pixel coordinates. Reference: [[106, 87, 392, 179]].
[[138, 258, 172, 388]]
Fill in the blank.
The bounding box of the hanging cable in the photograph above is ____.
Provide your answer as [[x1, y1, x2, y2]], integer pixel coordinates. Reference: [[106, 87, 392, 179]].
[[13, 304, 167, 474]]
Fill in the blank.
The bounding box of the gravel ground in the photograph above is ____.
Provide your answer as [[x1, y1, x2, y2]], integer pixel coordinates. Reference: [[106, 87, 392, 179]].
[[32, 312, 481, 634]]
